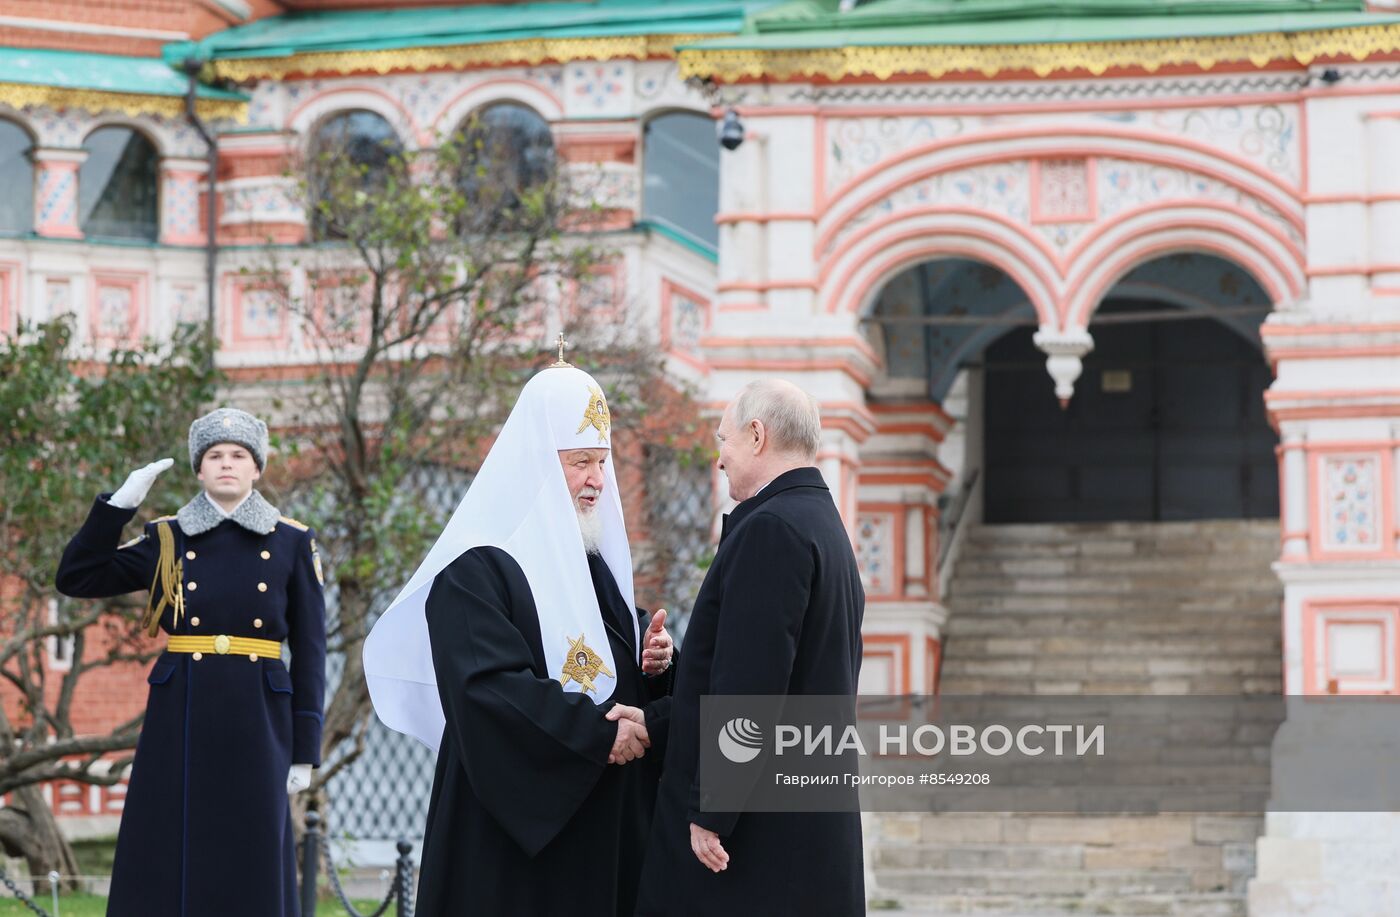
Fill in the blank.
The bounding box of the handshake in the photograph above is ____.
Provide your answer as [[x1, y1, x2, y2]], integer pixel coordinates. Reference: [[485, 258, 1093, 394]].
[[604, 704, 649, 765]]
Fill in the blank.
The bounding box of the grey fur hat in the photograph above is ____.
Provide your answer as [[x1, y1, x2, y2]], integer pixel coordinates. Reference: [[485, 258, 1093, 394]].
[[188, 407, 269, 472]]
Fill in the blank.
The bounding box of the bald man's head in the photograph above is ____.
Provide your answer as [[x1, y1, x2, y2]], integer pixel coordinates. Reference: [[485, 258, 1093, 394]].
[[715, 379, 822, 501], [730, 379, 822, 461]]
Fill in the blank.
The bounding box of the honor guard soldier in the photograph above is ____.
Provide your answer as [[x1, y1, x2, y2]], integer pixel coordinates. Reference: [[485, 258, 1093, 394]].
[[55, 407, 327, 917]]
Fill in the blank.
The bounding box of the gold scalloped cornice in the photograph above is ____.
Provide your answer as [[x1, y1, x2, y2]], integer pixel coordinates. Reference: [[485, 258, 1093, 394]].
[[214, 33, 723, 81], [678, 22, 1400, 82], [0, 82, 247, 122]]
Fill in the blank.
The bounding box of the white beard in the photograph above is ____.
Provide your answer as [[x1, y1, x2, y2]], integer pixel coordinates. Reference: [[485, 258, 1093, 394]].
[[576, 505, 603, 554]]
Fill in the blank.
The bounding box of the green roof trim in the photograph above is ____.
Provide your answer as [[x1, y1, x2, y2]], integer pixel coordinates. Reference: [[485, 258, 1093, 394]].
[[0, 47, 243, 100], [677, 0, 1400, 80], [636, 218, 719, 262], [684, 8, 1400, 48], [184, 0, 777, 61], [0, 47, 247, 120], [742, 0, 1372, 35]]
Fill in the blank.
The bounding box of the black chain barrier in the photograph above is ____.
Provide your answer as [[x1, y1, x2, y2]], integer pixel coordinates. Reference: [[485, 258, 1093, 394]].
[[0, 867, 51, 917], [301, 809, 415, 917]]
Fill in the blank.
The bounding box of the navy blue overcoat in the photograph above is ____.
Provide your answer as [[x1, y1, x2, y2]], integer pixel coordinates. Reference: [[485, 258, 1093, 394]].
[[56, 492, 326, 917]]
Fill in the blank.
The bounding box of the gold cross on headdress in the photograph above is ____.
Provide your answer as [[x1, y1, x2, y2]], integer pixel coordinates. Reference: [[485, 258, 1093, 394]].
[[550, 332, 572, 368]]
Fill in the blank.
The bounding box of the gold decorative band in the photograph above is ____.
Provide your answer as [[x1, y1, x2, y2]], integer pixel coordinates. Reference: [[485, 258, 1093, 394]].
[[168, 635, 283, 659], [678, 23, 1400, 83], [212, 33, 724, 82], [0, 82, 246, 122]]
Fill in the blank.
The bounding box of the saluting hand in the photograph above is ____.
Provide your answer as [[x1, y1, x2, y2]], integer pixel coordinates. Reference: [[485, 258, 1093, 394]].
[[641, 609, 673, 676], [109, 458, 175, 510]]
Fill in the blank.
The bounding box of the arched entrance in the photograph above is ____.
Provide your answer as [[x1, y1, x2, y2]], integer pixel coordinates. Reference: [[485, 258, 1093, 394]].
[[866, 252, 1279, 525], [986, 254, 1278, 523]]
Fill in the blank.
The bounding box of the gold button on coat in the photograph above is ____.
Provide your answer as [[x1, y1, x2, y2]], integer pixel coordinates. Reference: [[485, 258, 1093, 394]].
[[190, 617, 200, 627], [187, 582, 197, 591], [253, 618, 264, 629], [257, 582, 267, 592], [192, 652, 203, 661], [249, 654, 259, 662], [260, 550, 270, 560], [213, 635, 231, 655], [186, 551, 196, 560]]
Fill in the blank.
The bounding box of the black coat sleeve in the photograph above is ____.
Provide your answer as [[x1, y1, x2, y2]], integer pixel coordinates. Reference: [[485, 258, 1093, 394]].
[[425, 548, 618, 857], [689, 511, 814, 836], [288, 528, 328, 766], [54, 496, 158, 599]]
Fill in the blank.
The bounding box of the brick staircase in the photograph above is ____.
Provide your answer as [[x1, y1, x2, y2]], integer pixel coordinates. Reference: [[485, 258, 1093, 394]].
[[868, 520, 1283, 916]]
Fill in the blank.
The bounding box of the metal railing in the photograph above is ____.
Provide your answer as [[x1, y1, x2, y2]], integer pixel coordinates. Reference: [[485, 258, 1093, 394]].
[[0, 867, 51, 917], [300, 810, 415, 917], [937, 468, 980, 571]]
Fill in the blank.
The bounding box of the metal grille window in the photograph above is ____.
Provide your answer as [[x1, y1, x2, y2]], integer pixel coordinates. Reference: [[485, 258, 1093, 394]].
[[80, 127, 158, 241], [642, 112, 719, 250], [0, 119, 32, 235]]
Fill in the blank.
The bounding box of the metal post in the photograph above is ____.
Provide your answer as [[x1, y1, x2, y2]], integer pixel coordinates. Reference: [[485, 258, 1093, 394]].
[[300, 810, 321, 916], [394, 838, 414, 917]]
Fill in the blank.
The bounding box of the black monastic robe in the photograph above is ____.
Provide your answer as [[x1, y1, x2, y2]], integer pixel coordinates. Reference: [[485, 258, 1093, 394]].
[[416, 546, 671, 916]]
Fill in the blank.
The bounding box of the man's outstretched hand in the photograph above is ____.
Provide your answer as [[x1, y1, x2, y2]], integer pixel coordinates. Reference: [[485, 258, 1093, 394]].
[[641, 609, 674, 676], [605, 704, 649, 763], [690, 823, 729, 872]]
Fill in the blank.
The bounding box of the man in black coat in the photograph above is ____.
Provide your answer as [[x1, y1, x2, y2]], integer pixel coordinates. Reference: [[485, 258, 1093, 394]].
[[363, 364, 675, 916], [631, 379, 867, 916], [54, 407, 326, 917]]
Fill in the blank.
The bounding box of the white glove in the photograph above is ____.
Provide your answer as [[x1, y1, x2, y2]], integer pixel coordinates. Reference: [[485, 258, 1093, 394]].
[[287, 764, 313, 795], [108, 458, 175, 510]]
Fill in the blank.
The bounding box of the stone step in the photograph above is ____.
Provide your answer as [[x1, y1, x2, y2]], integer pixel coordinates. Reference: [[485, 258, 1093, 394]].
[[954, 556, 1281, 577], [878, 868, 1212, 897], [974, 520, 1282, 534], [873, 841, 1256, 875], [960, 546, 1277, 565], [966, 520, 1278, 540], [935, 676, 1282, 695], [949, 573, 1281, 596], [939, 655, 1282, 679], [941, 635, 1278, 658], [880, 813, 1263, 845], [963, 532, 1282, 551], [873, 891, 1247, 916], [947, 614, 1279, 638], [951, 593, 1280, 614]]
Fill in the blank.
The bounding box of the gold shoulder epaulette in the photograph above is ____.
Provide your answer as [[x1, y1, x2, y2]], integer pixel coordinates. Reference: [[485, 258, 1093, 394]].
[[279, 515, 310, 532], [152, 514, 176, 524]]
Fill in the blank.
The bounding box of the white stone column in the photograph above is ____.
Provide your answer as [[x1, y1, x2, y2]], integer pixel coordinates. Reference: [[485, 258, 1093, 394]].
[[1279, 424, 1309, 561], [1367, 112, 1400, 288]]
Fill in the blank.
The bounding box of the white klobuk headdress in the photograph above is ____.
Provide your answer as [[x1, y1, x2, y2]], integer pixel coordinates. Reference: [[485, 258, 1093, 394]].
[[363, 365, 636, 751]]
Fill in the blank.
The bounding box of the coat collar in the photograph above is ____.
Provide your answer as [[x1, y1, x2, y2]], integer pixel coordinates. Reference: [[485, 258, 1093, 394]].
[[720, 466, 828, 543], [176, 489, 281, 537]]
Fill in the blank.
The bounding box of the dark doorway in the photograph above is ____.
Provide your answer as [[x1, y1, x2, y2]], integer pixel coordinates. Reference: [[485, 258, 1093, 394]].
[[983, 298, 1278, 523]]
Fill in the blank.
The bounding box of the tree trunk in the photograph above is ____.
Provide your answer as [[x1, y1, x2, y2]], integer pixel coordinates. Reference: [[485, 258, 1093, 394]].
[[0, 785, 82, 894]]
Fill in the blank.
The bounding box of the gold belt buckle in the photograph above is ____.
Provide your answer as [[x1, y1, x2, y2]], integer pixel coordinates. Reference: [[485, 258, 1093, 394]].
[[213, 634, 231, 655]]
